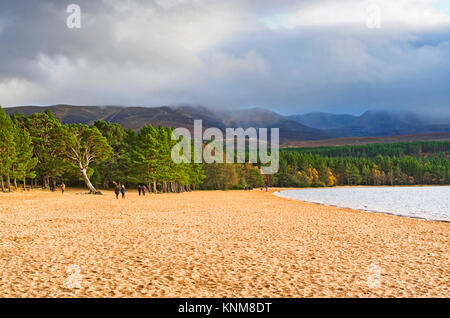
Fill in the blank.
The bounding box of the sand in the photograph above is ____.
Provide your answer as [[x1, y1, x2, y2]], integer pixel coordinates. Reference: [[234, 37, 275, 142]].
[[0, 188, 448, 298]]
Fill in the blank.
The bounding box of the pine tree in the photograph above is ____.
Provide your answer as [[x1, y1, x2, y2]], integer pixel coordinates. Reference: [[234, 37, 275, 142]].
[[0, 107, 15, 192], [10, 116, 37, 190], [27, 110, 68, 188]]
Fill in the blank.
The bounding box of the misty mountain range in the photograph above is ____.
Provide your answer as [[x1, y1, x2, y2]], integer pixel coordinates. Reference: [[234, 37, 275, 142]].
[[4, 105, 450, 144]]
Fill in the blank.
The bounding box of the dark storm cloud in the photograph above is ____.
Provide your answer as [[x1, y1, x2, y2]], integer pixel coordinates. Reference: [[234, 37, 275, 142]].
[[0, 0, 449, 116]]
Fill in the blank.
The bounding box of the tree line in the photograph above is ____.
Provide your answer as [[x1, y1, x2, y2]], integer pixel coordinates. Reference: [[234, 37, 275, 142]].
[[284, 141, 450, 158], [1, 106, 448, 192], [0, 107, 207, 193], [275, 145, 449, 187]]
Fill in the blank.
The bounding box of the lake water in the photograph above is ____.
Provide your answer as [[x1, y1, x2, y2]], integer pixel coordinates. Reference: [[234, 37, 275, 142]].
[[274, 186, 450, 222]]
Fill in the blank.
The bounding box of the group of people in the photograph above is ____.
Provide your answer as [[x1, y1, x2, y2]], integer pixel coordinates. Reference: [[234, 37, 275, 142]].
[[244, 185, 268, 192], [114, 183, 269, 198], [49, 182, 66, 194], [137, 184, 148, 196], [114, 184, 150, 199], [114, 183, 126, 199]]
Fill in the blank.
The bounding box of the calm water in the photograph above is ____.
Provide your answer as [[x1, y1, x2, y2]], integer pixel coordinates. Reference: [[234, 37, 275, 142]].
[[275, 186, 450, 222]]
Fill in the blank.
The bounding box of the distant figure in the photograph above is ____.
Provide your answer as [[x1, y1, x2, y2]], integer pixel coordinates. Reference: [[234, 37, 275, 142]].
[[114, 184, 121, 199], [121, 185, 126, 199], [50, 182, 55, 192], [138, 185, 142, 196], [61, 182, 66, 194], [142, 185, 147, 196], [266, 185, 268, 192], [244, 186, 247, 191]]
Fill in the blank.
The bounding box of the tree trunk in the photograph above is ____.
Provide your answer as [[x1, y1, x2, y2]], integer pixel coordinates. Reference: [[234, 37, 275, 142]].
[[6, 174, 11, 192], [43, 176, 50, 189], [23, 177, 26, 190], [153, 182, 156, 193], [1, 176, 4, 192], [81, 168, 98, 193], [14, 178, 18, 191]]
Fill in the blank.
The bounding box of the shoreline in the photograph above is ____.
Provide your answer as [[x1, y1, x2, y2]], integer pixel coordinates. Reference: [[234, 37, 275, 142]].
[[274, 190, 450, 224], [274, 187, 450, 223]]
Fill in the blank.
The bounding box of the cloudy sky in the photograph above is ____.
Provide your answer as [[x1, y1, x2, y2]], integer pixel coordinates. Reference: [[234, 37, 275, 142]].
[[0, 0, 449, 115]]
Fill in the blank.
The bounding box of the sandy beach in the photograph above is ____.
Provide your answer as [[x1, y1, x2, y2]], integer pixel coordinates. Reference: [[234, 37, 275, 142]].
[[0, 188, 448, 298]]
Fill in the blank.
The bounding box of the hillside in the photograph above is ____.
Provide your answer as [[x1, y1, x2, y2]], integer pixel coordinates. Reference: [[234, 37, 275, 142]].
[[288, 110, 450, 138], [288, 112, 358, 129], [5, 105, 450, 145], [282, 132, 450, 148], [4, 105, 330, 143]]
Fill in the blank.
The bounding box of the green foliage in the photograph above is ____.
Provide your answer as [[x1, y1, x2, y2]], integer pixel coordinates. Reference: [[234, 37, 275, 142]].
[[0, 107, 15, 190], [276, 143, 450, 187], [10, 115, 37, 183], [26, 110, 69, 187], [130, 125, 205, 191], [246, 167, 265, 187], [2, 107, 448, 192], [91, 121, 129, 188], [0, 107, 38, 191], [285, 141, 450, 158]]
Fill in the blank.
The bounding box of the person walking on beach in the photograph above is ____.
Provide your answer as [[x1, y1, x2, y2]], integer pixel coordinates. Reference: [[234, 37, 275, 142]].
[[142, 185, 147, 196], [138, 185, 142, 196], [61, 182, 66, 194], [121, 184, 126, 199], [114, 183, 121, 199]]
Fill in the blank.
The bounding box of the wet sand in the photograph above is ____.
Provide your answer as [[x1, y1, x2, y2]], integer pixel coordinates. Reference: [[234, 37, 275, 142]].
[[0, 188, 448, 297]]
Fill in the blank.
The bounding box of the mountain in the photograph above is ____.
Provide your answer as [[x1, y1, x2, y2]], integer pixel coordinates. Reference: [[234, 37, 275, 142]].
[[4, 105, 330, 142], [327, 110, 450, 137], [218, 107, 329, 141], [5, 105, 450, 144], [4, 105, 121, 124], [289, 110, 450, 138], [287, 112, 358, 129]]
